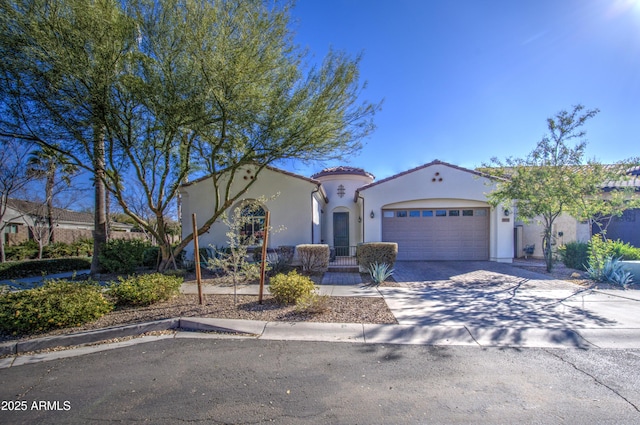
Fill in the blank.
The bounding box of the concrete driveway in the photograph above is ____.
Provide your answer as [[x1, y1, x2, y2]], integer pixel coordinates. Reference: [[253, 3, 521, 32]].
[[378, 261, 640, 348]]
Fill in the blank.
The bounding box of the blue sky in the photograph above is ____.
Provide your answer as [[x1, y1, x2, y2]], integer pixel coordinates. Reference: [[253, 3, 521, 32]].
[[285, 0, 640, 181]]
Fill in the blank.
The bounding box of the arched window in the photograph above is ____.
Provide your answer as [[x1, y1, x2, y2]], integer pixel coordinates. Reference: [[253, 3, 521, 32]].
[[240, 203, 266, 245]]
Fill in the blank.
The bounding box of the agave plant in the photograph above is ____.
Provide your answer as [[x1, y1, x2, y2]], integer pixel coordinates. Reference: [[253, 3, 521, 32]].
[[368, 262, 394, 286], [588, 256, 634, 288]]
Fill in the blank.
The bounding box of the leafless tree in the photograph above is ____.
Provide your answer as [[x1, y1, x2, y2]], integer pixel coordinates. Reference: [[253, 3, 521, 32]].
[[0, 139, 35, 262]]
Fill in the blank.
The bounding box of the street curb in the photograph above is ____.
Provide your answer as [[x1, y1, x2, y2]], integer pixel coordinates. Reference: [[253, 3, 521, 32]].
[[0, 318, 180, 356], [3, 317, 640, 358], [179, 318, 267, 335], [0, 318, 275, 356]]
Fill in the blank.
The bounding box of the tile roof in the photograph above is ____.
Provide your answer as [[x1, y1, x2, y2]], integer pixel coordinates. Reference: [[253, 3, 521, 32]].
[[6, 198, 94, 224], [311, 166, 375, 180], [5, 198, 135, 229]]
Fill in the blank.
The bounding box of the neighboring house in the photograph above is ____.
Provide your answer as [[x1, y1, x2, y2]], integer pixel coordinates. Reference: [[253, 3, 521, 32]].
[[595, 166, 640, 248], [2, 198, 136, 245], [515, 166, 640, 258], [179, 160, 515, 263]]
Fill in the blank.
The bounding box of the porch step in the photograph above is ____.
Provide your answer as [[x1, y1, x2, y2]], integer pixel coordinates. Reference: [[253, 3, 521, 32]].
[[328, 266, 360, 273]]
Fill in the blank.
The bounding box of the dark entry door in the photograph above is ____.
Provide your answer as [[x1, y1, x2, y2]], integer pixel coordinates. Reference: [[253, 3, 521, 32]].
[[333, 212, 349, 256]]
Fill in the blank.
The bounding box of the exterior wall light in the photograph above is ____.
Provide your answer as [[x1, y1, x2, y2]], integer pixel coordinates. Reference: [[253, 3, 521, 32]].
[[503, 208, 511, 217], [370, 210, 375, 219]]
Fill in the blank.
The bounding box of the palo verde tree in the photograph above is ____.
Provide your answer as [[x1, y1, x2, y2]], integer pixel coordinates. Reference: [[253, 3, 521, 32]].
[[0, 0, 379, 272], [105, 0, 378, 271], [567, 164, 640, 238], [170, 0, 380, 269], [486, 105, 639, 272]]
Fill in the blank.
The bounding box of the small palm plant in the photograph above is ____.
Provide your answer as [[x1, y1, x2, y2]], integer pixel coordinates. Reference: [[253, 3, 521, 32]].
[[368, 262, 394, 286]]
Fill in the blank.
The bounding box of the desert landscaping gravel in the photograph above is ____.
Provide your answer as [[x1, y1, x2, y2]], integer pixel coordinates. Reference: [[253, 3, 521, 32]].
[[0, 292, 397, 344]]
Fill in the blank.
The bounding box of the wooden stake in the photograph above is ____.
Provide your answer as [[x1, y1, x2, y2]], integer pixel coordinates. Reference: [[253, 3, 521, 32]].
[[192, 213, 203, 305], [258, 211, 270, 304]]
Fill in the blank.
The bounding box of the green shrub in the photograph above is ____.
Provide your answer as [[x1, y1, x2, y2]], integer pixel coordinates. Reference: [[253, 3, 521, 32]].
[[43, 242, 75, 259], [0, 257, 92, 280], [0, 279, 112, 335], [609, 240, 640, 260], [99, 239, 151, 273], [588, 235, 612, 274], [356, 242, 398, 270], [269, 270, 316, 304], [108, 273, 183, 306], [558, 241, 589, 271], [71, 238, 94, 257], [295, 244, 330, 273], [163, 268, 187, 278], [143, 246, 160, 268], [4, 240, 39, 261], [589, 236, 640, 273]]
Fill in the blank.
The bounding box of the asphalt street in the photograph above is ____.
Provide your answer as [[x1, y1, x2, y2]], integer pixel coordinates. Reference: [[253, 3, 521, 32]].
[[1, 337, 639, 424]]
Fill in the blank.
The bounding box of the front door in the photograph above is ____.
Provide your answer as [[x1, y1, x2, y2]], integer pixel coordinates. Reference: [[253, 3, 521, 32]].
[[333, 212, 349, 256]]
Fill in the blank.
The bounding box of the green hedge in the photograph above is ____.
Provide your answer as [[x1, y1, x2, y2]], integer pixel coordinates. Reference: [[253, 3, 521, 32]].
[[295, 244, 330, 273], [356, 242, 398, 270], [608, 240, 640, 260], [5, 239, 94, 261], [4, 240, 39, 261], [108, 273, 183, 306], [0, 280, 112, 335], [99, 239, 151, 274], [0, 258, 92, 280]]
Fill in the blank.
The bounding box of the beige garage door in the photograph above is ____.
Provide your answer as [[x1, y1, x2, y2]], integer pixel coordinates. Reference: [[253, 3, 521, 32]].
[[382, 208, 489, 261]]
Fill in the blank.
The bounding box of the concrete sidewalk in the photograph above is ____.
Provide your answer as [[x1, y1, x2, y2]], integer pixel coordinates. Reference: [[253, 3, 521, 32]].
[[0, 269, 92, 289], [180, 281, 383, 297]]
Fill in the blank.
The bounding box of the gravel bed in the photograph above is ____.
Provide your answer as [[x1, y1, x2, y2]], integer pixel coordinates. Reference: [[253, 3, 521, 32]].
[[0, 293, 397, 344]]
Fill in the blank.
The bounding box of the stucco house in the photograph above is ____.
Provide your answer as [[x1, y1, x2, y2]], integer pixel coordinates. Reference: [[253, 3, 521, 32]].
[[179, 160, 515, 263], [515, 165, 640, 258], [2, 198, 136, 245]]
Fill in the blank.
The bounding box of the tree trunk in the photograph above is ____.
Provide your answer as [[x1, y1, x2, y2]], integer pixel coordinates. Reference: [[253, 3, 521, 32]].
[[38, 238, 44, 260], [91, 130, 108, 275], [156, 215, 176, 272], [46, 170, 55, 244], [542, 227, 554, 272], [158, 244, 172, 272], [0, 235, 5, 263], [105, 189, 110, 241]]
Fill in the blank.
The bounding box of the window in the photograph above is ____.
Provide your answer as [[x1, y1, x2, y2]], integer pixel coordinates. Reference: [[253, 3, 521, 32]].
[[462, 210, 474, 217], [436, 210, 447, 217], [396, 211, 407, 218], [383, 211, 394, 218], [4, 224, 18, 234], [475, 209, 487, 216], [448, 210, 460, 217], [409, 210, 420, 217], [240, 204, 266, 245], [422, 210, 434, 217]]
